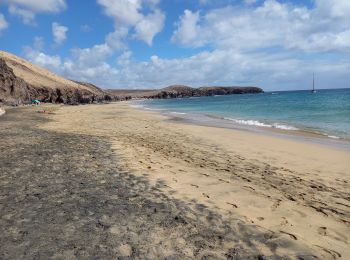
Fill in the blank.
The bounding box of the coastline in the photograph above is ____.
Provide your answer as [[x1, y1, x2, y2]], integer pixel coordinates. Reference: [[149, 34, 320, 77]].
[[40, 102, 350, 259], [132, 100, 350, 152], [1, 103, 349, 258]]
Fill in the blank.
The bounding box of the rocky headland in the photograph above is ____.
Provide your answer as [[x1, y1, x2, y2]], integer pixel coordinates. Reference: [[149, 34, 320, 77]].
[[106, 85, 263, 100], [0, 51, 110, 105], [0, 50, 263, 105]]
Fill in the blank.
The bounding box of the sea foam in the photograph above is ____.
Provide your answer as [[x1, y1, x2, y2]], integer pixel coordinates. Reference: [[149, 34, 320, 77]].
[[224, 117, 298, 131], [273, 123, 299, 130], [170, 112, 187, 115], [326, 135, 340, 139]]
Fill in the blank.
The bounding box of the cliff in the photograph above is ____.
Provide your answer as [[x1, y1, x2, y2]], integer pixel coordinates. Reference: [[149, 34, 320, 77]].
[[0, 51, 111, 105]]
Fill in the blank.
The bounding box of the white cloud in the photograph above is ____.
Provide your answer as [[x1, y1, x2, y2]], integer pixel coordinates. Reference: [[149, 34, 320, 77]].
[[0, 13, 8, 34], [52, 22, 68, 46], [23, 37, 60, 72], [23, 41, 119, 87], [24, 48, 62, 73], [106, 28, 129, 50], [14, 0, 165, 87], [315, 0, 350, 19], [97, 0, 143, 26], [5, 0, 66, 13], [22, 43, 350, 90], [171, 10, 201, 46], [60, 44, 119, 87], [70, 44, 113, 67], [172, 0, 350, 53], [94, 48, 350, 90], [97, 0, 165, 46], [31, 52, 62, 71], [134, 9, 165, 45], [19, 0, 350, 90], [4, 0, 66, 24], [8, 5, 35, 25], [62, 59, 119, 87]]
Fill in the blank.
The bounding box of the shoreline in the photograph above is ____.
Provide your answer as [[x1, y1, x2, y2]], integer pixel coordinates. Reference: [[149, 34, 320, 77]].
[[132, 100, 350, 152]]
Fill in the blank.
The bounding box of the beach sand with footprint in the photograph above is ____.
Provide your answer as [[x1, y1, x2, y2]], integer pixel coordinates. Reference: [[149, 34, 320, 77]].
[[37, 102, 350, 259]]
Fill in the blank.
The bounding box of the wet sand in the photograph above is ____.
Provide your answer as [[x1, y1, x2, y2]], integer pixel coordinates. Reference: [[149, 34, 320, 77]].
[[1, 103, 349, 259]]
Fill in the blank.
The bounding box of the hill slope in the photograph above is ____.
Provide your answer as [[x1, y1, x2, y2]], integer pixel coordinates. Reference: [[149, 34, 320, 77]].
[[0, 51, 263, 105], [0, 51, 108, 105]]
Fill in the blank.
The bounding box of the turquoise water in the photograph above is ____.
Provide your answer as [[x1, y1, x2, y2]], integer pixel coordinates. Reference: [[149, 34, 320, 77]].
[[142, 88, 350, 140]]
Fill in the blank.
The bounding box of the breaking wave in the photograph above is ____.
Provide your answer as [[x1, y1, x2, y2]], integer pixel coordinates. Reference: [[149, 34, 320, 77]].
[[224, 117, 299, 130]]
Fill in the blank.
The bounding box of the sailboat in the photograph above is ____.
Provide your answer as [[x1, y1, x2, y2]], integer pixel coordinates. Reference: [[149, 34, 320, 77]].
[[311, 73, 316, 93]]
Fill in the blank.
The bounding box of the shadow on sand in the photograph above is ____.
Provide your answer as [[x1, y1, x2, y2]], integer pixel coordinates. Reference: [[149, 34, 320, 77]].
[[0, 108, 317, 259]]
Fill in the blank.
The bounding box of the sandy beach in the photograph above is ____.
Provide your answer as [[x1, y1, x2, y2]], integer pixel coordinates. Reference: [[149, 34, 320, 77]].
[[1, 103, 349, 259], [0, 108, 5, 116]]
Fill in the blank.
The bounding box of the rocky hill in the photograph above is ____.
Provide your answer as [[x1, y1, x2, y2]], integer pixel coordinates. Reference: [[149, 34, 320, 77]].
[[107, 85, 263, 99], [0, 51, 110, 105], [0, 51, 263, 105]]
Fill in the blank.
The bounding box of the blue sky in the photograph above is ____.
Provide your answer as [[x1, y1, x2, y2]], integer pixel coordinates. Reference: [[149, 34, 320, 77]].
[[0, 0, 350, 90]]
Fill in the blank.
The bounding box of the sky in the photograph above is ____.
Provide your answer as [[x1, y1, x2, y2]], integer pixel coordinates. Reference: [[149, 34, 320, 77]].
[[0, 0, 350, 91]]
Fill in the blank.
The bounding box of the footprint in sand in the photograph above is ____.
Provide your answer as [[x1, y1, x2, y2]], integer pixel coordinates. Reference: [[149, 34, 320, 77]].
[[172, 178, 178, 183], [190, 184, 199, 188], [226, 202, 238, 208], [314, 245, 341, 259], [280, 231, 297, 240], [280, 217, 289, 226], [243, 185, 255, 191], [318, 227, 327, 236], [218, 178, 230, 183], [201, 173, 210, 177], [202, 193, 210, 198], [271, 199, 281, 211]]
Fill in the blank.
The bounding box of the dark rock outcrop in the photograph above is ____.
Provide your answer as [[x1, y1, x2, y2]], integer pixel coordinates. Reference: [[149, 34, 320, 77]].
[[107, 85, 263, 100], [0, 56, 109, 105], [0, 58, 31, 105]]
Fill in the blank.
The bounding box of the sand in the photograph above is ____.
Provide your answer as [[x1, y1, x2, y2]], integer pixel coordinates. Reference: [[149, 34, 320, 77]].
[[0, 107, 5, 116], [3, 105, 264, 259], [1, 103, 349, 259], [38, 102, 350, 259]]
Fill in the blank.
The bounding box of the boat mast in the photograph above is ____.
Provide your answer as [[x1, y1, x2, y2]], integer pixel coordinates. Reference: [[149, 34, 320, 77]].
[[312, 73, 315, 92]]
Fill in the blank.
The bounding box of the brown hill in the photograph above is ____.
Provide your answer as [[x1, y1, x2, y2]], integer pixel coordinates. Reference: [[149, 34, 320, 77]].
[[0, 51, 263, 105], [0, 51, 109, 105]]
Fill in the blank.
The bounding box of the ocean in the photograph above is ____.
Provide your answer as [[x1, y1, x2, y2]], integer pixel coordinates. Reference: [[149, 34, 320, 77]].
[[138, 88, 350, 141]]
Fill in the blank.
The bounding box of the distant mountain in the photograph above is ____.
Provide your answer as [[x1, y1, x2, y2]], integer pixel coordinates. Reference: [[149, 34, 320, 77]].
[[0, 51, 110, 105], [0, 51, 263, 105]]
